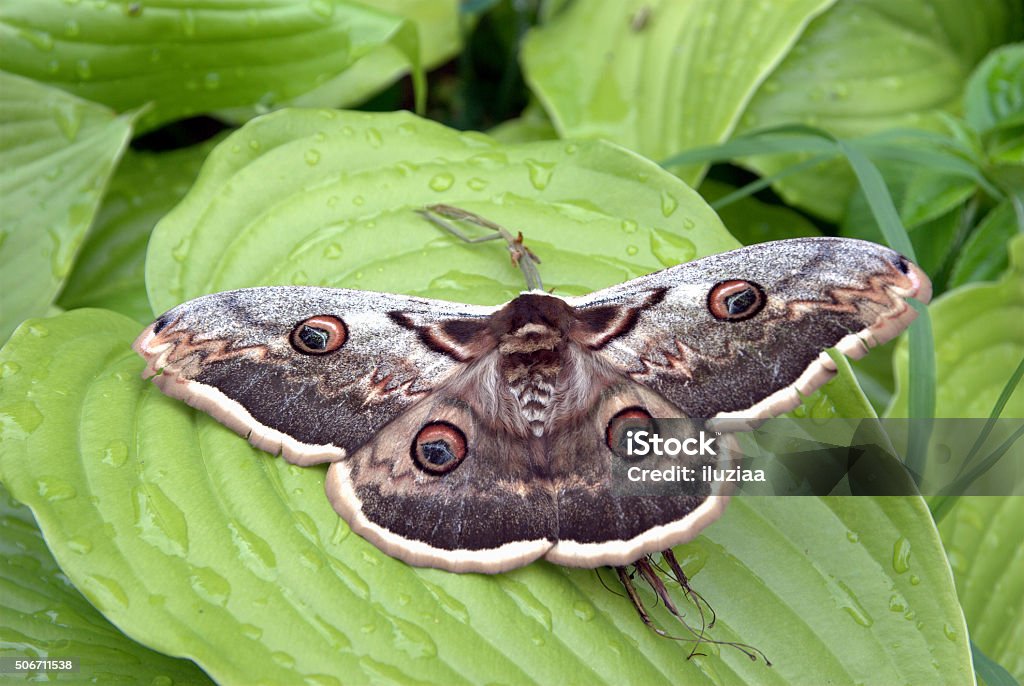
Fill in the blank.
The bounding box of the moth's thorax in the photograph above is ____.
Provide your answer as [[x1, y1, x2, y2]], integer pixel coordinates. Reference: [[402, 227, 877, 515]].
[[494, 293, 576, 437]]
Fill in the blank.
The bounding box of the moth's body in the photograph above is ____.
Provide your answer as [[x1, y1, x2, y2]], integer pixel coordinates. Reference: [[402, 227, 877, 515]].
[[135, 238, 932, 573]]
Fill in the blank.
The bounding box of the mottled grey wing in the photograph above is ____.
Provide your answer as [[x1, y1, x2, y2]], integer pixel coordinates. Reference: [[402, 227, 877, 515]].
[[565, 238, 932, 424], [134, 286, 500, 465]]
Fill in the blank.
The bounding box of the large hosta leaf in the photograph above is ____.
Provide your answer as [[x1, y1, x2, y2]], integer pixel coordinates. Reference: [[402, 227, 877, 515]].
[[1, 111, 970, 683], [57, 139, 218, 323], [520, 0, 835, 185], [0, 0, 422, 131], [219, 0, 460, 120], [0, 482, 212, 684], [0, 309, 971, 684], [938, 497, 1024, 682], [737, 0, 1024, 219], [144, 109, 736, 312], [0, 71, 133, 344]]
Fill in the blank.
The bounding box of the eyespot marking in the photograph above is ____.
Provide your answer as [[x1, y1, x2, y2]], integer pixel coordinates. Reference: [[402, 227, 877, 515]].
[[411, 421, 468, 475], [291, 315, 347, 354], [606, 406, 655, 459], [707, 280, 766, 321]]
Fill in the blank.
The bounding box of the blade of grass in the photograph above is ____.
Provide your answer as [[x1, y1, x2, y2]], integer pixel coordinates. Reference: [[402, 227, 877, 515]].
[[972, 638, 1021, 686], [709, 153, 834, 210]]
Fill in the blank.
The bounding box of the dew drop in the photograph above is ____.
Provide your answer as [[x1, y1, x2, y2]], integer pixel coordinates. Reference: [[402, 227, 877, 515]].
[[420, 580, 469, 624], [180, 8, 197, 36], [1, 401, 45, 441], [171, 238, 190, 262], [625, 244, 639, 256], [327, 559, 371, 599], [429, 173, 454, 192], [892, 537, 911, 574], [74, 59, 92, 79], [888, 594, 907, 613], [304, 149, 321, 166], [37, 477, 77, 502], [660, 190, 678, 217], [306, 675, 343, 686], [248, 139, 261, 151], [330, 518, 350, 544], [241, 623, 263, 640], [67, 537, 92, 554], [271, 651, 296, 669], [0, 361, 21, 378], [133, 483, 189, 556], [827, 576, 873, 627], [300, 549, 323, 570], [228, 520, 276, 573], [943, 623, 957, 641], [101, 440, 129, 467], [20, 29, 54, 51], [909, 574, 920, 586], [324, 243, 343, 259], [309, 0, 333, 17], [364, 127, 383, 147], [621, 219, 639, 234], [189, 565, 231, 606], [846, 531, 860, 543], [572, 601, 595, 621], [64, 19, 80, 37], [389, 616, 438, 658], [82, 575, 129, 612], [496, 577, 552, 632], [202, 72, 221, 90], [291, 270, 309, 285], [525, 159, 554, 190], [467, 177, 488, 191], [650, 228, 696, 267], [352, 195, 365, 206], [682, 217, 696, 230]]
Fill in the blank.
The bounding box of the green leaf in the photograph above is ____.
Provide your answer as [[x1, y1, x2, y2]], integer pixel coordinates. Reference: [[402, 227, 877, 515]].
[[965, 42, 1024, 135], [0, 482, 213, 683], [520, 0, 836, 185], [144, 109, 736, 313], [57, 139, 218, 323], [939, 497, 1024, 682], [697, 179, 822, 246], [0, 309, 972, 683], [888, 234, 1024, 419], [218, 0, 459, 121], [0, 71, 133, 344], [738, 0, 1024, 219], [0, 0, 423, 131], [948, 199, 1019, 289]]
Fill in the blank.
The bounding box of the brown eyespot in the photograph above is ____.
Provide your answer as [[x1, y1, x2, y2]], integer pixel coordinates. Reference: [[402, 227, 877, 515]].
[[707, 280, 766, 321], [412, 421, 468, 475], [290, 315, 347, 354], [606, 407, 655, 459]]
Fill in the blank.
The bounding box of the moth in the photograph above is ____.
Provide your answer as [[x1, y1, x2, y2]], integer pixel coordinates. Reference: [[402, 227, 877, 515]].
[[134, 237, 931, 575]]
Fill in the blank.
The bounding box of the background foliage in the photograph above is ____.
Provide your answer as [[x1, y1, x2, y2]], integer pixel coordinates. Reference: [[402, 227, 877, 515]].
[[0, 1, 1021, 684]]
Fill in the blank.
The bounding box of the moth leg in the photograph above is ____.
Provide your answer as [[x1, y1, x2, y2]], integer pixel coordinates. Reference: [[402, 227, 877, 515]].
[[615, 566, 673, 638], [620, 552, 773, 665], [417, 204, 544, 291]]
